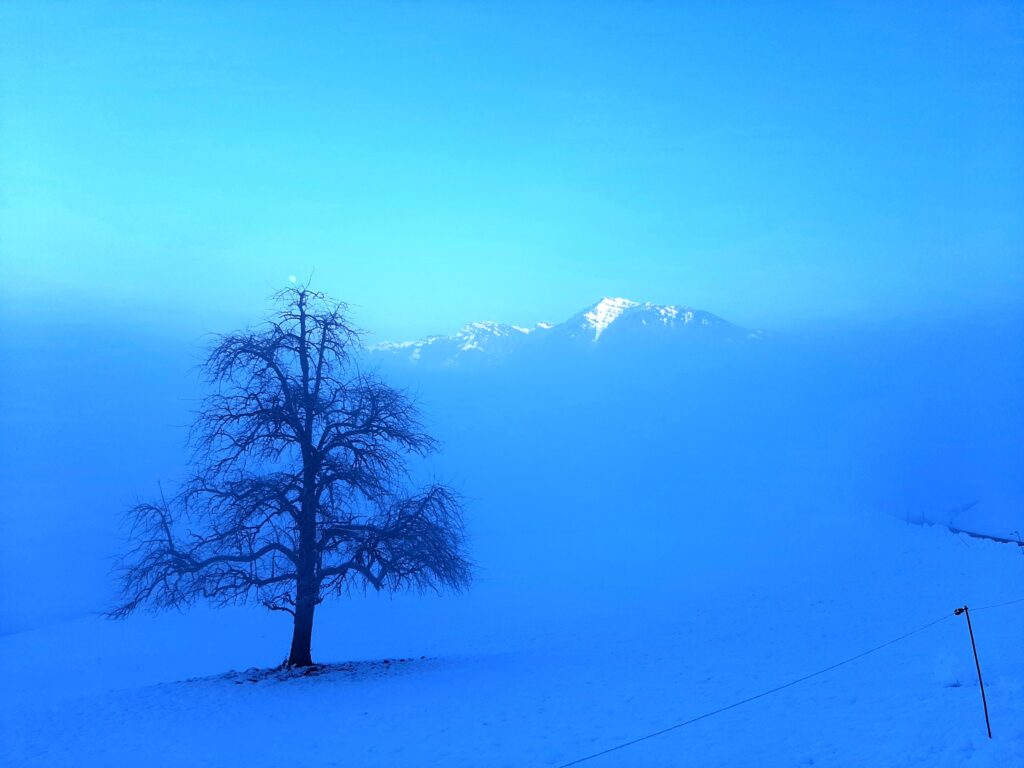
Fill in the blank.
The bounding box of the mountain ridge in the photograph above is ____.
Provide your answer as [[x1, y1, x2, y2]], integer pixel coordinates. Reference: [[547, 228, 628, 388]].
[[370, 297, 769, 367]]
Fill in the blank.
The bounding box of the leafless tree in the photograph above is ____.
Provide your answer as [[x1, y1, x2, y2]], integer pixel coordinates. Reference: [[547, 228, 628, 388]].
[[111, 286, 471, 667]]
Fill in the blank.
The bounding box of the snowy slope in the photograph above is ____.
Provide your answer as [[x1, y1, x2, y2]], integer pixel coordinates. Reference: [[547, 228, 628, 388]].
[[373, 321, 540, 367], [1, 514, 1021, 767], [551, 297, 750, 343], [370, 297, 766, 367], [2, 312, 1021, 767]]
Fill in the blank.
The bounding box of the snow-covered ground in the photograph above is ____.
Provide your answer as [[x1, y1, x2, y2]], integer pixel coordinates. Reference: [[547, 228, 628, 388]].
[[2, 316, 1021, 766], [2, 512, 1021, 767]]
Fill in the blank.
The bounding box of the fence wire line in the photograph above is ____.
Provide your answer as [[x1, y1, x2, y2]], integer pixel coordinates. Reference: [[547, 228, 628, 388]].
[[555, 597, 1024, 768], [972, 596, 1024, 613]]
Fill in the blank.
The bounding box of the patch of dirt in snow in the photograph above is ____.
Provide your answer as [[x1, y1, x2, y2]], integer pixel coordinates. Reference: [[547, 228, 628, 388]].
[[193, 657, 435, 686]]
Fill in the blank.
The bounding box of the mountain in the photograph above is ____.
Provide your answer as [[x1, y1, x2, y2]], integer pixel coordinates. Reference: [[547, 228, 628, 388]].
[[370, 297, 769, 367], [548, 297, 755, 343], [371, 321, 539, 367]]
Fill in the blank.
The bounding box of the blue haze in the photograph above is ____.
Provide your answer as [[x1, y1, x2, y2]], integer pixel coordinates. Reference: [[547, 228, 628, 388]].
[[1, 1, 1022, 336], [0, 1, 1022, 640]]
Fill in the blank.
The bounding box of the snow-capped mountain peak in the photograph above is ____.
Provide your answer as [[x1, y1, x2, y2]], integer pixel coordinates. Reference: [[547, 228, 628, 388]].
[[371, 297, 766, 367], [563, 297, 730, 342], [454, 321, 530, 352], [583, 297, 640, 340]]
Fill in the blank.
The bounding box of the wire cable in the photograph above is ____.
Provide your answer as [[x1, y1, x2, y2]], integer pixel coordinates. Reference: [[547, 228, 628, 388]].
[[554, 612, 956, 768], [972, 596, 1024, 613]]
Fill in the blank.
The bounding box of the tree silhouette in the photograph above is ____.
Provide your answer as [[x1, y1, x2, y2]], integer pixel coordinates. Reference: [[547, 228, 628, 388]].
[[111, 287, 471, 667]]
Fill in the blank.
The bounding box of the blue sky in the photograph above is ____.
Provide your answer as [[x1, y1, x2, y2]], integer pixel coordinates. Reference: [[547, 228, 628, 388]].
[[1, 1, 1021, 339]]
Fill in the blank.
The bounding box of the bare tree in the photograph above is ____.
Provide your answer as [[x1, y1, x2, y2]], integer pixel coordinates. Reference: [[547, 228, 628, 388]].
[[111, 287, 471, 667]]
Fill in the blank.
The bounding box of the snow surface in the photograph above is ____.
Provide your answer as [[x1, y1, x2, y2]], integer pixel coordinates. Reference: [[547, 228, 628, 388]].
[[1, 515, 1021, 767], [370, 297, 755, 367], [2, 313, 1022, 767], [373, 319, 542, 365], [583, 297, 640, 340]]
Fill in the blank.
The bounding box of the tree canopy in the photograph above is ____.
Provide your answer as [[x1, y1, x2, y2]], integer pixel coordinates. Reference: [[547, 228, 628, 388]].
[[112, 287, 471, 666]]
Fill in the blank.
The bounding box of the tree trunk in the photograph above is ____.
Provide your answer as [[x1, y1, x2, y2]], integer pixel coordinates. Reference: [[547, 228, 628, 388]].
[[287, 525, 317, 667], [287, 592, 316, 667]]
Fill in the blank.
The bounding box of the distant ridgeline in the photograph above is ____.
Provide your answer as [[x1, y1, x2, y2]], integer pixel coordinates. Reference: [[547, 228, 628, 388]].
[[369, 297, 773, 369]]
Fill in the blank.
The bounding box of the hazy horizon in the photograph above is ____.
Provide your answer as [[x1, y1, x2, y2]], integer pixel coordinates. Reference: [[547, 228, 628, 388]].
[[2, 1, 1023, 340], [1, 4, 1022, 766]]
